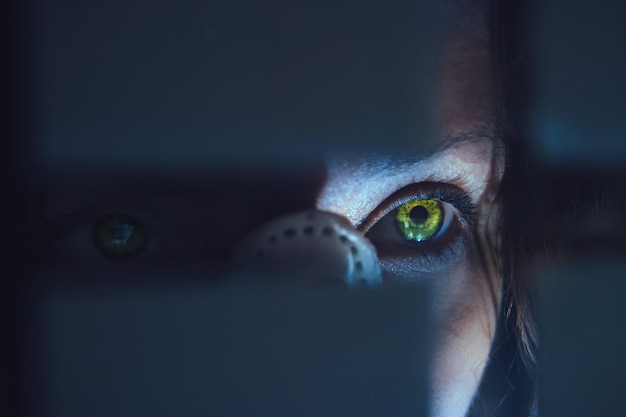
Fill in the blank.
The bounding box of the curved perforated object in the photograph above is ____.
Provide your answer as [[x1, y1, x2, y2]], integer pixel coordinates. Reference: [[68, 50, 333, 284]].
[[231, 210, 382, 288]]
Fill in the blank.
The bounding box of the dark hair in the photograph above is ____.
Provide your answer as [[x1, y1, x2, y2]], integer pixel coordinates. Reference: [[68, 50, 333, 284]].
[[467, 1, 540, 416], [491, 0, 539, 370]]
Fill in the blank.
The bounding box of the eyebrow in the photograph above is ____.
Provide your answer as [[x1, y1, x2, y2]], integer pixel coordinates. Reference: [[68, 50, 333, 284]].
[[364, 126, 498, 175]]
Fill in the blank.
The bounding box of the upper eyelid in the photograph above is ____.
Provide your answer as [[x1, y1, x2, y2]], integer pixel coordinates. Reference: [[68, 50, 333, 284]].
[[317, 145, 493, 225]]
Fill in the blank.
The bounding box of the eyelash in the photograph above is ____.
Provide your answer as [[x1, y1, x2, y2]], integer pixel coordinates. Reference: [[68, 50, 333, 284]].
[[359, 182, 478, 274], [31, 206, 173, 263]]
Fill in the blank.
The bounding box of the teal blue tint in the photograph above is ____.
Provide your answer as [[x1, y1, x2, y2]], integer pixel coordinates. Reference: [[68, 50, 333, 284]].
[[93, 215, 146, 258]]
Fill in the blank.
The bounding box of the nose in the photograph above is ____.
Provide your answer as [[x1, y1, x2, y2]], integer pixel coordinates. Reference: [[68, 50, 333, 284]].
[[230, 210, 382, 288]]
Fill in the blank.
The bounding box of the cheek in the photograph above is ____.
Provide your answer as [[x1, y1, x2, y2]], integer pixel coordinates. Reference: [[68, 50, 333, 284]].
[[429, 259, 501, 417]]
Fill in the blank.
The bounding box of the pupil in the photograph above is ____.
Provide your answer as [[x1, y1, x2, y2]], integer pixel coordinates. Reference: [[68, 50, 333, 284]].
[[409, 206, 429, 225], [110, 222, 134, 245]]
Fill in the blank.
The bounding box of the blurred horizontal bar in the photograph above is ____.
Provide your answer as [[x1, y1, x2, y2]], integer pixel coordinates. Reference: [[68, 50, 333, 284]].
[[528, 0, 626, 167], [33, 281, 430, 417], [36, 0, 444, 174], [539, 260, 626, 417]]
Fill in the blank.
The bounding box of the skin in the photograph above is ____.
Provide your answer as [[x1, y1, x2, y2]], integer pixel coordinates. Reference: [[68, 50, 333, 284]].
[[316, 8, 504, 417], [31, 3, 504, 417]]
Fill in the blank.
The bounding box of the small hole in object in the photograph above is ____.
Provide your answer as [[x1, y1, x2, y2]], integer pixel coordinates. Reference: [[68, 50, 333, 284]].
[[303, 226, 314, 235], [355, 261, 363, 271], [350, 246, 358, 255], [339, 235, 348, 243], [322, 227, 333, 236], [268, 235, 277, 244], [284, 229, 296, 238]]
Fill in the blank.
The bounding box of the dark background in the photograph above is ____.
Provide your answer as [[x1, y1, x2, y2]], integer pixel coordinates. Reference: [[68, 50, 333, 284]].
[[5, 0, 626, 416]]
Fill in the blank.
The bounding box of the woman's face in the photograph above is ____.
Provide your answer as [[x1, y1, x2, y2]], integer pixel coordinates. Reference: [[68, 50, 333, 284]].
[[32, 3, 503, 417], [316, 11, 504, 417]]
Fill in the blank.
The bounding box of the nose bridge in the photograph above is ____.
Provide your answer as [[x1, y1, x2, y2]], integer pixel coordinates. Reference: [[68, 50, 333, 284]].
[[231, 210, 382, 288]]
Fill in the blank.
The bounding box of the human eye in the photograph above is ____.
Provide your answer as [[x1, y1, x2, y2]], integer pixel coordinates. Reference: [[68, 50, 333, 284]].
[[92, 214, 149, 258], [31, 206, 177, 265], [358, 182, 478, 278]]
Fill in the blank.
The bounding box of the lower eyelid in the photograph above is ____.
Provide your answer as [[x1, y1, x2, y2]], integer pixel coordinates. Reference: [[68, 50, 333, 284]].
[[377, 235, 467, 278]]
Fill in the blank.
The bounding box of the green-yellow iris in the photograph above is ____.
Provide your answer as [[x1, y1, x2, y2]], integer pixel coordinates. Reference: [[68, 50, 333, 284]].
[[395, 199, 444, 242], [94, 215, 146, 258]]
